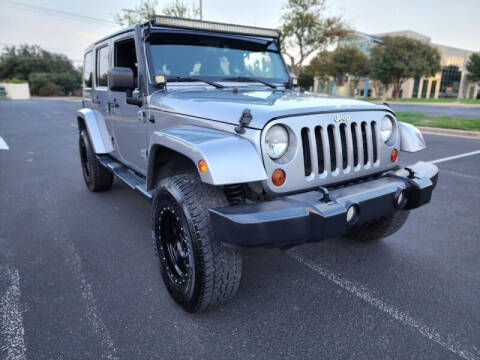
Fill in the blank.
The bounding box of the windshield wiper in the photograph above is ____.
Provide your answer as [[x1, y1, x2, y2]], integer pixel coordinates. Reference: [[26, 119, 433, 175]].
[[168, 76, 225, 89], [222, 76, 277, 89]]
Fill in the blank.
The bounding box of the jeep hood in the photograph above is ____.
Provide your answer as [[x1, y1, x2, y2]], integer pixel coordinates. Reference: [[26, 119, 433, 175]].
[[148, 88, 392, 129]]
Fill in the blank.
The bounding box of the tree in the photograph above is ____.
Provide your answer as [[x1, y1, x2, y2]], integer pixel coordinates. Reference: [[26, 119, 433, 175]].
[[113, 0, 199, 26], [304, 50, 330, 93], [280, 0, 349, 77], [304, 46, 368, 95], [466, 53, 480, 83], [370, 36, 441, 100], [0, 45, 74, 81], [325, 46, 369, 86]]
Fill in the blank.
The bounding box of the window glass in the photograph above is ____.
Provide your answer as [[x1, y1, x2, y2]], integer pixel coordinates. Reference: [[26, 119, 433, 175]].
[[114, 38, 138, 87], [148, 34, 288, 84], [83, 51, 93, 88], [96, 46, 109, 87]]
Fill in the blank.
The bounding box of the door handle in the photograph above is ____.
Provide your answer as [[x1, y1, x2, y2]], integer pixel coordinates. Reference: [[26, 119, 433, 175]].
[[107, 101, 119, 109], [92, 97, 101, 105]]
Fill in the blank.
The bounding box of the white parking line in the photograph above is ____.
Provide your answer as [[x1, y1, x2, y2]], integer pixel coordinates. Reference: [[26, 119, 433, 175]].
[[441, 169, 480, 181], [286, 250, 480, 360], [0, 268, 26, 360], [0, 136, 9, 151], [429, 150, 480, 164]]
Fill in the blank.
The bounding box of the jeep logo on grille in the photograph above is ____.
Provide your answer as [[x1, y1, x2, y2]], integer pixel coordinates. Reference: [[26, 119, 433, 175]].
[[334, 114, 350, 123]]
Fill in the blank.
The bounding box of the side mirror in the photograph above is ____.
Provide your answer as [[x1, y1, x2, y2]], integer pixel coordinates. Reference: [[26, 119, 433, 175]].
[[287, 73, 298, 89], [108, 67, 134, 92]]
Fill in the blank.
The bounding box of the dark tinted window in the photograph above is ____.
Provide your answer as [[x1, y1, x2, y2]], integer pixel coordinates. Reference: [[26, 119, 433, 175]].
[[83, 51, 93, 88], [114, 38, 137, 87], [96, 46, 109, 87]]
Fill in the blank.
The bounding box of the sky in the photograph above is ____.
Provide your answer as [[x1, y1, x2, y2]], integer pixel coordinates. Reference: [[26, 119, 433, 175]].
[[1, 0, 479, 67]]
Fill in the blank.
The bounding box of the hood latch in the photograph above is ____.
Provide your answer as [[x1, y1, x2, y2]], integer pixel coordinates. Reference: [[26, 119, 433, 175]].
[[235, 108, 253, 134]]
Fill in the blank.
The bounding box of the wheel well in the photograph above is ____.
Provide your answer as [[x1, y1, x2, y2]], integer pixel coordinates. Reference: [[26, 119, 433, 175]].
[[147, 145, 197, 191], [77, 117, 86, 132]]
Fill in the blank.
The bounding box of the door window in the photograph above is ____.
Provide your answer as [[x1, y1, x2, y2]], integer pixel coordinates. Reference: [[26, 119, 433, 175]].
[[83, 51, 93, 88], [96, 46, 109, 87], [114, 38, 138, 88]]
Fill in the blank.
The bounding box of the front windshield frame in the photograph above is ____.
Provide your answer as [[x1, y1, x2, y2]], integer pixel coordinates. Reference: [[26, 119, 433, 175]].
[[145, 30, 290, 87]]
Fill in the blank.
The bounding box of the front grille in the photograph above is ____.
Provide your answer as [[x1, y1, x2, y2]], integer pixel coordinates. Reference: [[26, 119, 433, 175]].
[[300, 121, 379, 176]]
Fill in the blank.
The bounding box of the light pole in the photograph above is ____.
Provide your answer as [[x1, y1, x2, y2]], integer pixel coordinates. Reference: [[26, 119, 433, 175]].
[[199, 0, 203, 19]]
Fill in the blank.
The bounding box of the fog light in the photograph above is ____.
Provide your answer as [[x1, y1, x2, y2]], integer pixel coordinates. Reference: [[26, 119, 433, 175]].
[[272, 169, 286, 186], [346, 205, 359, 224], [395, 190, 407, 209]]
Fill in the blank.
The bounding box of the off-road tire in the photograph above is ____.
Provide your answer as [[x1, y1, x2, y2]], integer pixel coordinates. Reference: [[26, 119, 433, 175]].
[[152, 174, 242, 313], [346, 210, 410, 242], [79, 130, 113, 191]]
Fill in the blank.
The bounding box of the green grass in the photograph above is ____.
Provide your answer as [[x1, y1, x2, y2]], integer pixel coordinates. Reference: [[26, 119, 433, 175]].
[[368, 97, 480, 104], [396, 111, 480, 131]]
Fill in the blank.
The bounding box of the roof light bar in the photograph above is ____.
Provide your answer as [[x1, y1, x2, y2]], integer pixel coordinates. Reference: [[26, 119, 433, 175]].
[[151, 15, 280, 38]]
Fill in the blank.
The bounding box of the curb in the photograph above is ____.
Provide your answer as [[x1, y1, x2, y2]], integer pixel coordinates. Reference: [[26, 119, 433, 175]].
[[381, 101, 480, 108], [418, 126, 480, 139]]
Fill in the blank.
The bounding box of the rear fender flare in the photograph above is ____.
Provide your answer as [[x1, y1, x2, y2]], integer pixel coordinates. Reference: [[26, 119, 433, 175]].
[[77, 108, 113, 154]]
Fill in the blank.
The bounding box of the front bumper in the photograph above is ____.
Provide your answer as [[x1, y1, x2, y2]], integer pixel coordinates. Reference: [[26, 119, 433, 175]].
[[210, 162, 438, 247]]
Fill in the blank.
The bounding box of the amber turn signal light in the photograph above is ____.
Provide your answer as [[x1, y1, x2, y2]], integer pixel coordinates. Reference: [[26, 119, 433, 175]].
[[391, 149, 398, 162], [272, 169, 286, 186], [198, 160, 208, 173]]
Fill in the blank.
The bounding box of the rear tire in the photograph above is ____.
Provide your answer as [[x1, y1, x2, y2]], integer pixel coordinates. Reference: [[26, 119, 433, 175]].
[[346, 210, 410, 242], [78, 130, 113, 191], [152, 174, 242, 313]]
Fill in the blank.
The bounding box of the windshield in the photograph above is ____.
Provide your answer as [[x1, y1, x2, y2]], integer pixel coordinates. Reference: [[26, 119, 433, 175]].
[[147, 33, 288, 84]]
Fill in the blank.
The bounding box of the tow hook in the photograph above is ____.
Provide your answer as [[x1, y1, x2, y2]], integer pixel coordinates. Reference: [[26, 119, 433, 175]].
[[318, 186, 331, 203]]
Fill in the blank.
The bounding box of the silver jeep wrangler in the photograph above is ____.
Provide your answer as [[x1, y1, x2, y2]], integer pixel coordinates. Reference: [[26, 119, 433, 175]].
[[78, 16, 438, 312]]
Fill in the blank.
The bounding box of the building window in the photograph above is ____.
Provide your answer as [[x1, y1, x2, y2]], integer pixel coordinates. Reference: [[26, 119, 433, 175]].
[[439, 65, 461, 98], [412, 78, 420, 98], [430, 80, 437, 98], [96, 46, 109, 88], [421, 79, 428, 98], [83, 51, 93, 88]]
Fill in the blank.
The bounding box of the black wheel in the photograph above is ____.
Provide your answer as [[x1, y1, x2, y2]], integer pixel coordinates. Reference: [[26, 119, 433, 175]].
[[152, 174, 242, 313], [78, 130, 113, 191], [346, 210, 410, 242]]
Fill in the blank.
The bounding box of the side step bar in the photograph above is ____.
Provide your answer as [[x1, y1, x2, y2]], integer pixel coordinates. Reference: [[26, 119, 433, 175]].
[[97, 155, 152, 200]]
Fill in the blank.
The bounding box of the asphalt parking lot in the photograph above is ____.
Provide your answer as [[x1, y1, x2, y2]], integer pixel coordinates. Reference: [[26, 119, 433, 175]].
[[1, 99, 479, 360]]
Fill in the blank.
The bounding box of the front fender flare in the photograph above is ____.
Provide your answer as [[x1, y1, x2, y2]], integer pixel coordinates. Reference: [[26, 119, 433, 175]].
[[149, 125, 267, 186], [77, 108, 113, 154], [398, 122, 426, 152]]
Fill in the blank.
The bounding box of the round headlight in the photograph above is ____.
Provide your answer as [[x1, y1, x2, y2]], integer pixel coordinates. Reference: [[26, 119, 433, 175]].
[[381, 116, 394, 142], [265, 125, 289, 159]]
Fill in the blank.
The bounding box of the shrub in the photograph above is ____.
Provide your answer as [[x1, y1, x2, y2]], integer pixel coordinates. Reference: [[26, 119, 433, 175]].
[[38, 82, 63, 96], [28, 73, 49, 95], [49, 72, 79, 95]]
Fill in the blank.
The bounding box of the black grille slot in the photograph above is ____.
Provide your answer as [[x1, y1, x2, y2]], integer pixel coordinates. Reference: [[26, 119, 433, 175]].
[[361, 122, 368, 165], [371, 121, 378, 162], [314, 126, 324, 173], [327, 125, 336, 171], [351, 123, 359, 167], [301, 127, 312, 176], [340, 124, 348, 169]]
